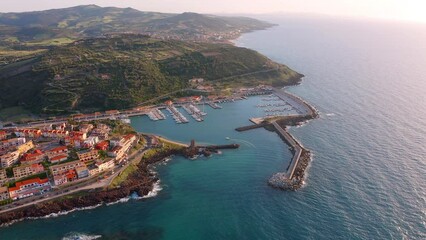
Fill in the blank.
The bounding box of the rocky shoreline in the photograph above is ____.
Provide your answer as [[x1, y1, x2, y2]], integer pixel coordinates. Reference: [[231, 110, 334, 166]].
[[0, 148, 184, 226]]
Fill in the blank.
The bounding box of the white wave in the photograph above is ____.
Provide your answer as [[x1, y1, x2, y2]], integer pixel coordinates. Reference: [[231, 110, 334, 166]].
[[62, 232, 102, 240], [325, 113, 335, 117], [31, 203, 103, 220], [142, 180, 163, 199], [106, 197, 130, 206], [300, 152, 314, 189]]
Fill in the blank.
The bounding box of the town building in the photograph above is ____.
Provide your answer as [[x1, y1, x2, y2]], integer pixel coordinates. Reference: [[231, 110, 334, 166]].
[[13, 163, 45, 179], [14, 129, 42, 138], [50, 160, 86, 176], [95, 140, 109, 151], [0, 137, 26, 151], [64, 136, 83, 148], [107, 146, 125, 161], [0, 130, 7, 140], [46, 146, 68, 159], [8, 177, 51, 200], [21, 150, 45, 164], [0, 151, 20, 168], [77, 149, 99, 163], [83, 136, 99, 148], [0, 168, 7, 182], [75, 166, 90, 179], [95, 158, 115, 172], [16, 141, 35, 155], [88, 165, 100, 176], [70, 131, 87, 140], [79, 124, 94, 134], [49, 154, 68, 164], [42, 130, 69, 138], [0, 186, 9, 201]]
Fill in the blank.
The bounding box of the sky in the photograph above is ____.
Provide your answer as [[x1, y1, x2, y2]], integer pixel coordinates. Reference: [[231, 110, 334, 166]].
[[1, 0, 426, 23]]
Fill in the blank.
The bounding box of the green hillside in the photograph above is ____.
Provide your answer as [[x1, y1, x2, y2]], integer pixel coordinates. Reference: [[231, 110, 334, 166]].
[[0, 35, 302, 114], [0, 5, 273, 46]]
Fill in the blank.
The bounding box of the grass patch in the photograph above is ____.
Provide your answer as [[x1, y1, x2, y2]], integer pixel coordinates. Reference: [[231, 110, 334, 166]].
[[109, 163, 138, 188], [0, 106, 36, 122]]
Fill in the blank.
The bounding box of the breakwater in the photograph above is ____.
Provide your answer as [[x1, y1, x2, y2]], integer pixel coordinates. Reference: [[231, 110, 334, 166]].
[[235, 89, 318, 190]]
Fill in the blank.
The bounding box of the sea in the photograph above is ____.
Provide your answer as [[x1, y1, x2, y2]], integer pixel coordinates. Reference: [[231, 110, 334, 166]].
[[1, 15, 425, 240]]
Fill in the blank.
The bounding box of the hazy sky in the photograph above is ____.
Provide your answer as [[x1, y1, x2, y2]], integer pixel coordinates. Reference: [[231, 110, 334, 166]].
[[2, 0, 426, 23]]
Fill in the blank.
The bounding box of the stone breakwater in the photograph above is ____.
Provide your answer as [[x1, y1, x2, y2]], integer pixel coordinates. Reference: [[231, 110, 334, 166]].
[[0, 149, 184, 226], [268, 148, 312, 191]]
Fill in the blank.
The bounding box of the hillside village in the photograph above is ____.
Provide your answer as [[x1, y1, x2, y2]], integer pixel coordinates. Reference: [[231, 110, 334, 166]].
[[0, 120, 144, 204]]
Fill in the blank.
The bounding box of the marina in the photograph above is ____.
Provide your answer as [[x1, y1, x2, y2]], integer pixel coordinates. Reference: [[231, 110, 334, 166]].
[[182, 104, 207, 122], [166, 105, 189, 124], [207, 101, 222, 109]]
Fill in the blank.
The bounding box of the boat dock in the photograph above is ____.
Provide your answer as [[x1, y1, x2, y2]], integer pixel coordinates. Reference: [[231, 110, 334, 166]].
[[182, 104, 206, 122], [273, 88, 315, 116], [147, 108, 166, 121], [166, 105, 189, 124], [207, 102, 222, 109]]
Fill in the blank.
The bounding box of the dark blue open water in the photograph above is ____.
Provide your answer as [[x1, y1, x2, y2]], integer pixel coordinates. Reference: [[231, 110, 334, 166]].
[[1, 16, 425, 239]]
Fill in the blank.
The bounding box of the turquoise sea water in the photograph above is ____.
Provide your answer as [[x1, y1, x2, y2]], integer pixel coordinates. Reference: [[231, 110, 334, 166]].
[[1, 16, 425, 239]]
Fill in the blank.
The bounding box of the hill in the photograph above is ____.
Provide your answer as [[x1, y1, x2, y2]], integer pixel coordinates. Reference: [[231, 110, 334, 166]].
[[0, 5, 274, 47], [0, 35, 302, 114]]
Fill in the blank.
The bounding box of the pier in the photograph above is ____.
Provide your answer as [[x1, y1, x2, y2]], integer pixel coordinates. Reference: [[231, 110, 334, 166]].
[[207, 101, 222, 109], [166, 105, 189, 124], [272, 121, 302, 179], [182, 104, 206, 122]]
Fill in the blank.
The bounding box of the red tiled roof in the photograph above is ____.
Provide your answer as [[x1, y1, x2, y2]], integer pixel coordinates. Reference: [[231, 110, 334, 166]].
[[50, 155, 68, 161], [9, 177, 49, 192], [48, 146, 68, 152]]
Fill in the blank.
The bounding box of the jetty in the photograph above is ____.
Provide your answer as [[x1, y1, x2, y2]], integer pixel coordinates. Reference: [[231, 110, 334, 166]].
[[166, 105, 189, 124], [207, 101, 222, 109]]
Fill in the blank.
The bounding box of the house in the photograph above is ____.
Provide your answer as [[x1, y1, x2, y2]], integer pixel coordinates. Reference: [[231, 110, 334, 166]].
[[0, 131, 7, 140], [75, 166, 89, 179], [0, 151, 20, 168], [8, 177, 51, 200], [21, 150, 45, 164], [46, 146, 68, 159], [95, 158, 115, 172], [77, 149, 99, 163], [0, 186, 9, 201], [64, 136, 83, 148], [70, 131, 87, 140], [13, 163, 44, 179], [14, 129, 42, 138], [0, 168, 7, 182], [50, 160, 86, 176], [49, 155, 68, 164], [42, 130, 69, 138], [95, 140, 109, 151]]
